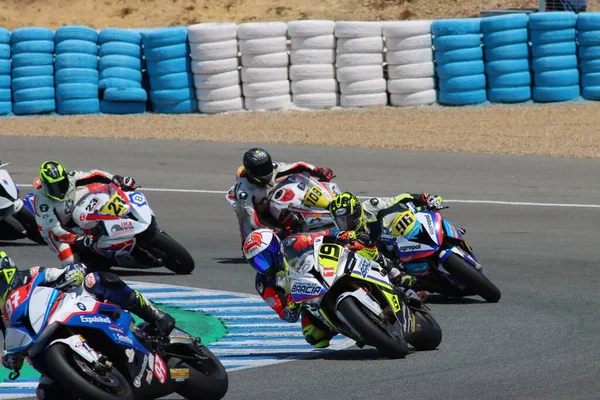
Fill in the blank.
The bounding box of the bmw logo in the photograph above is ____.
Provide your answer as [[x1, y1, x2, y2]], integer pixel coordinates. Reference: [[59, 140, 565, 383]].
[[77, 303, 86, 311]]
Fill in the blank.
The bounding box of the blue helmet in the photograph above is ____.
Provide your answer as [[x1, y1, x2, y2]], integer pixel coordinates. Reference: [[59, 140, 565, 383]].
[[242, 229, 284, 274]]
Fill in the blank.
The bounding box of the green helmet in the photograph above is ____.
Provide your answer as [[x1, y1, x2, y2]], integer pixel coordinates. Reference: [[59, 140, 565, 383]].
[[328, 192, 366, 232], [39, 160, 70, 201], [0, 251, 18, 308]]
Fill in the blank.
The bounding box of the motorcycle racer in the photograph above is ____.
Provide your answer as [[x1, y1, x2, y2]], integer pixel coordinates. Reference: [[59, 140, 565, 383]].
[[32, 160, 136, 267], [233, 148, 335, 241], [0, 251, 175, 400]]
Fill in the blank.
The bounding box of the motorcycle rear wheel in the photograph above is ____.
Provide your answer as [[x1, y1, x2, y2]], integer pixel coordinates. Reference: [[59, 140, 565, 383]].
[[443, 254, 501, 303], [45, 343, 134, 400], [337, 297, 409, 359], [176, 345, 229, 400]]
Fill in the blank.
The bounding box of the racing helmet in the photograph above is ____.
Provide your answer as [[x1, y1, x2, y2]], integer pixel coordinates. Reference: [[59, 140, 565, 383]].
[[0, 251, 19, 308], [242, 229, 284, 275], [39, 160, 70, 201], [329, 192, 366, 232], [243, 148, 274, 188]]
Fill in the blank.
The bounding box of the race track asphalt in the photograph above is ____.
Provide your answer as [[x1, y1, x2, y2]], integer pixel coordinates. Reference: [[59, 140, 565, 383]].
[[3, 135, 600, 400]]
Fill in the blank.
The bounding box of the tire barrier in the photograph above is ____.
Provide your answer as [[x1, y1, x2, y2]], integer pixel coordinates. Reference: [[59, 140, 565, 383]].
[[239, 22, 291, 111], [530, 12, 579, 102], [98, 28, 146, 114], [0, 29, 11, 115], [54, 26, 99, 115], [11, 27, 56, 115], [433, 19, 487, 106], [384, 20, 436, 107], [577, 13, 600, 100], [141, 27, 196, 114], [482, 14, 531, 103], [289, 20, 338, 109], [189, 23, 243, 114]]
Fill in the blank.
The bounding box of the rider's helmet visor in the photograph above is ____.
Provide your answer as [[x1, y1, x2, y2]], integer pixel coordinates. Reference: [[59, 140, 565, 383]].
[[334, 210, 361, 231], [248, 239, 282, 274], [44, 179, 69, 201]]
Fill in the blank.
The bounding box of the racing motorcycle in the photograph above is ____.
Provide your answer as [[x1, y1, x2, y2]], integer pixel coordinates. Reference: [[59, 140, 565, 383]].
[[384, 204, 501, 303], [0, 161, 45, 244], [24, 183, 195, 274], [284, 236, 442, 358], [2, 272, 228, 400], [226, 172, 341, 235]]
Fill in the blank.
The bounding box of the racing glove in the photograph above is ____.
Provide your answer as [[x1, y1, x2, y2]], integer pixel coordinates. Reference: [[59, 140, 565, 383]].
[[113, 175, 136, 191], [422, 193, 444, 210], [313, 166, 334, 182], [75, 234, 97, 249], [2, 353, 23, 372], [55, 263, 86, 290], [283, 297, 301, 323], [335, 230, 357, 244]]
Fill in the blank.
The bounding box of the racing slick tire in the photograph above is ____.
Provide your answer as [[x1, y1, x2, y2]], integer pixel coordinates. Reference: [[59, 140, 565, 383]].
[[443, 253, 501, 303]]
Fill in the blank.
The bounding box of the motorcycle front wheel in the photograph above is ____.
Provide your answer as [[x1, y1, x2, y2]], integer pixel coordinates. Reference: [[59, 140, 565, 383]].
[[443, 254, 501, 303], [146, 230, 195, 274], [175, 344, 229, 400]]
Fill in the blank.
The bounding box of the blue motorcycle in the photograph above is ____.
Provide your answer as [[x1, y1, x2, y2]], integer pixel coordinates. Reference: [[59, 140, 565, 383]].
[[3, 272, 228, 399]]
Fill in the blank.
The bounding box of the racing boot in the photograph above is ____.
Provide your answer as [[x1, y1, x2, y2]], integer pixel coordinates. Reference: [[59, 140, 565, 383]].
[[301, 314, 335, 348], [126, 290, 175, 336]]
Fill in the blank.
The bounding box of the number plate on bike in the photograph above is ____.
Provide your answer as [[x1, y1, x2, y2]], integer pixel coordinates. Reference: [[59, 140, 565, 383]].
[[302, 186, 329, 208], [100, 192, 129, 216]]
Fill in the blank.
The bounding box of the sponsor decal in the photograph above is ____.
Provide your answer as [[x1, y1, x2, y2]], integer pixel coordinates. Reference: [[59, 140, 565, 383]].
[[110, 220, 135, 236], [170, 368, 190, 381], [291, 282, 323, 296], [145, 369, 153, 385], [424, 214, 435, 235], [369, 198, 379, 206], [265, 297, 276, 307], [153, 354, 167, 384], [80, 315, 111, 324], [323, 266, 335, 278], [125, 348, 135, 363], [133, 354, 148, 388], [334, 208, 347, 216], [243, 231, 264, 258], [238, 191, 248, 200], [358, 258, 370, 278], [399, 244, 423, 252], [116, 333, 134, 345], [109, 324, 124, 334], [40, 204, 49, 212], [129, 192, 147, 207], [85, 197, 100, 212], [85, 273, 96, 288], [76, 302, 86, 311]]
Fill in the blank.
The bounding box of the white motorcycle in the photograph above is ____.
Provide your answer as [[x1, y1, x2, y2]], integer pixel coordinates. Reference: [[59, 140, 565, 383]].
[[226, 172, 341, 234], [0, 161, 45, 244], [70, 183, 195, 274]]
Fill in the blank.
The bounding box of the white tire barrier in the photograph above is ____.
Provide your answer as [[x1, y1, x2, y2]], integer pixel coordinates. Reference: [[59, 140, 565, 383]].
[[188, 23, 242, 114], [245, 94, 292, 110]]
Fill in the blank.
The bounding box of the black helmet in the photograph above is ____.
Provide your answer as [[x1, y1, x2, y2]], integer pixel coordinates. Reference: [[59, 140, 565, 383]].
[[243, 148, 274, 187], [0, 251, 19, 307], [39, 160, 70, 201]]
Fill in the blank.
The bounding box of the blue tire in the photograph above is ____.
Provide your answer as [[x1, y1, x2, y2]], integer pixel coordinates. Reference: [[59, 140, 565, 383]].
[[57, 98, 100, 114], [99, 29, 142, 45], [579, 45, 600, 60], [100, 67, 142, 82], [532, 85, 579, 102], [581, 72, 600, 87], [531, 42, 576, 57], [12, 76, 55, 91], [56, 83, 99, 100], [152, 99, 197, 113], [14, 87, 55, 102], [435, 47, 482, 64], [55, 68, 99, 85], [55, 54, 98, 70], [144, 43, 188, 61], [487, 72, 531, 88], [12, 53, 53, 68], [13, 99, 55, 115], [438, 89, 486, 105], [0, 102, 11, 114], [99, 55, 141, 71], [431, 19, 481, 36], [481, 13, 529, 33], [439, 74, 486, 92], [530, 28, 575, 45], [148, 72, 193, 90], [103, 87, 148, 102], [56, 40, 98, 55], [487, 86, 531, 103], [577, 30, 600, 46], [0, 44, 9, 60], [55, 26, 98, 44], [531, 55, 577, 72], [581, 59, 600, 73], [582, 86, 600, 100], [0, 28, 9, 44], [0, 60, 9, 75], [11, 40, 54, 55], [146, 57, 191, 76], [433, 34, 481, 51], [100, 100, 146, 114], [12, 65, 53, 78], [436, 60, 484, 79], [0, 89, 11, 102], [483, 28, 528, 47], [99, 42, 141, 58], [0, 75, 10, 89], [529, 11, 576, 30], [141, 27, 187, 48], [484, 43, 529, 61], [149, 87, 195, 103], [485, 59, 530, 75], [99, 78, 141, 89], [577, 13, 600, 30], [534, 69, 579, 87], [10, 27, 54, 44]]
